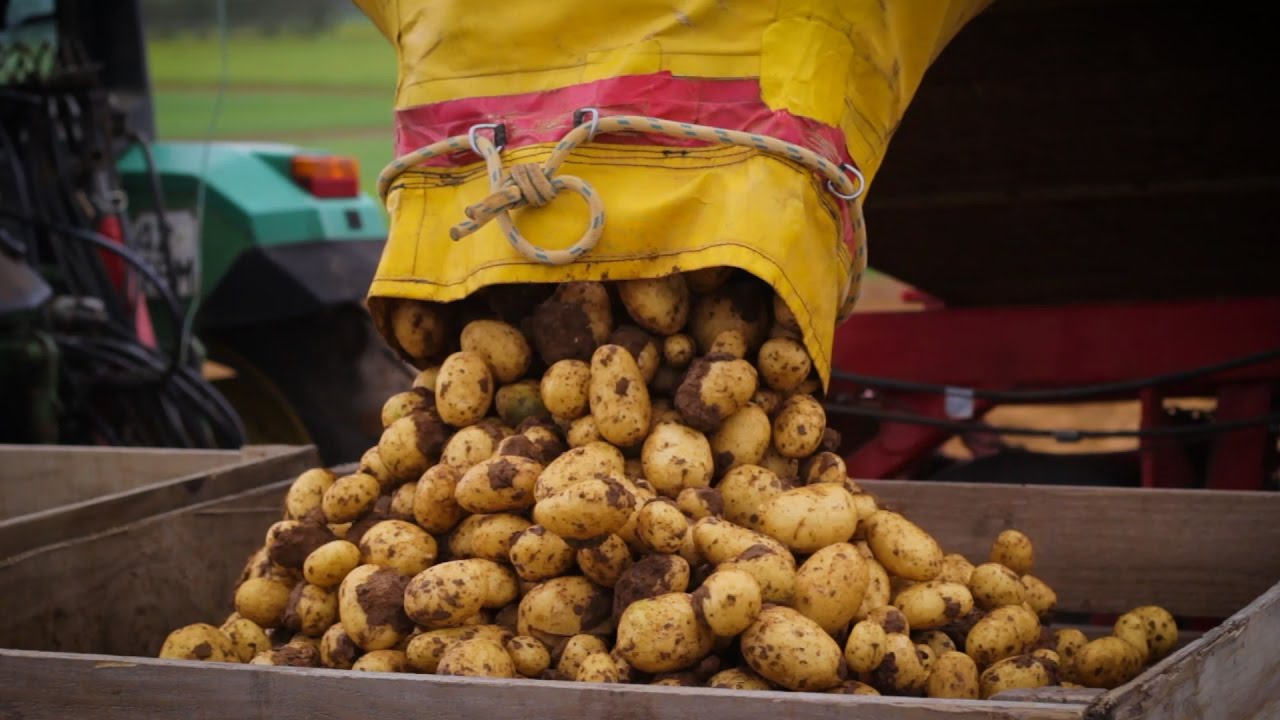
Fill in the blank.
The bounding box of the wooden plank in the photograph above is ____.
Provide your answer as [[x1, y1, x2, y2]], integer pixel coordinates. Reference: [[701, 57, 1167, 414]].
[[995, 688, 1104, 705], [862, 480, 1280, 618], [1087, 580, 1280, 720], [0, 445, 318, 558], [0, 649, 1089, 720]]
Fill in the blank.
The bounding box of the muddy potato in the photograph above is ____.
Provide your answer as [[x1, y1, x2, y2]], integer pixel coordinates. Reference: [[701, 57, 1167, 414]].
[[636, 499, 689, 553], [717, 464, 787, 531], [708, 666, 773, 690], [619, 275, 690, 335], [690, 283, 768, 354], [441, 424, 505, 473], [641, 421, 713, 497], [351, 649, 407, 673], [663, 334, 696, 368], [709, 404, 772, 476], [249, 642, 321, 667], [895, 581, 975, 630], [509, 526, 576, 581], [576, 652, 622, 683], [868, 632, 929, 695], [577, 534, 633, 587], [518, 576, 612, 638], [1113, 612, 1152, 663], [379, 412, 448, 482], [939, 553, 976, 585], [757, 338, 812, 392], [239, 547, 300, 587], [676, 487, 723, 520], [234, 577, 292, 629], [751, 388, 783, 416], [970, 563, 1026, 610], [759, 483, 857, 553], [448, 512, 532, 562], [719, 544, 797, 605], [528, 281, 613, 365], [675, 354, 758, 432], [382, 389, 435, 430], [283, 583, 338, 637], [965, 606, 1038, 667], [437, 637, 517, 678], [990, 529, 1035, 575], [803, 451, 846, 486], [533, 475, 636, 540], [358, 520, 438, 576], [917, 643, 939, 674], [507, 635, 551, 677], [412, 464, 466, 534], [865, 510, 944, 582], [844, 619, 888, 673], [1021, 575, 1058, 618], [321, 473, 381, 525], [771, 394, 826, 459], [265, 520, 336, 570], [319, 623, 362, 669], [758, 445, 799, 483], [389, 299, 448, 364], [927, 650, 980, 699], [220, 615, 270, 663], [435, 352, 495, 427], [405, 625, 511, 673], [159, 623, 236, 662], [867, 605, 912, 636], [1053, 628, 1088, 666], [459, 319, 531, 384], [979, 655, 1051, 699], [609, 326, 661, 383], [613, 554, 692, 622], [918, 630, 959, 657], [616, 593, 714, 673], [691, 516, 787, 565], [540, 359, 592, 421], [285, 468, 337, 521], [740, 606, 842, 691], [1131, 605, 1178, 660], [454, 455, 540, 514], [692, 569, 762, 637], [558, 634, 610, 678], [535, 441, 626, 500], [338, 565, 412, 651], [793, 543, 869, 634], [403, 559, 496, 628], [588, 344, 651, 447]]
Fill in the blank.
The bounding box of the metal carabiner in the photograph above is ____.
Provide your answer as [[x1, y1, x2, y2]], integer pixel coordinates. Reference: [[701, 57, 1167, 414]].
[[572, 107, 601, 142], [826, 162, 866, 201], [468, 123, 507, 156]]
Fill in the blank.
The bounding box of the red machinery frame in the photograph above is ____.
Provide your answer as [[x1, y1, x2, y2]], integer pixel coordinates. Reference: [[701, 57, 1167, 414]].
[[829, 297, 1280, 489]]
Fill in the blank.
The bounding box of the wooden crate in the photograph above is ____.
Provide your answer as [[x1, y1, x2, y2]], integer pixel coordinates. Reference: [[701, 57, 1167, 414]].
[[0, 444, 318, 558], [0, 479, 1276, 720]]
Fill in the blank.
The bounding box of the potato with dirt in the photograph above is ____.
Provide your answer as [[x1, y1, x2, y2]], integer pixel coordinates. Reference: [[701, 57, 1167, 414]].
[[265, 519, 336, 570], [865, 510, 944, 582], [438, 637, 517, 678], [869, 632, 930, 695], [534, 441, 625, 500], [321, 472, 382, 525], [405, 625, 512, 673], [319, 623, 362, 669], [588, 344, 652, 447], [618, 275, 690, 335], [495, 380, 547, 427], [441, 423, 507, 473], [690, 282, 769, 353], [381, 389, 435, 430], [358, 520, 438, 576], [282, 583, 338, 637], [533, 475, 636, 540], [794, 542, 869, 634], [159, 623, 237, 662], [454, 455, 541, 514], [663, 334, 696, 368], [676, 487, 723, 521], [234, 577, 292, 629], [609, 326, 661, 383], [404, 558, 513, 628], [448, 513, 532, 562], [844, 619, 888, 674], [990, 529, 1035, 575], [894, 581, 975, 630], [759, 483, 858, 554], [517, 576, 612, 639], [927, 650, 980, 699], [337, 564, 413, 651], [540, 359, 592, 421], [220, 614, 270, 663], [577, 534, 633, 587], [717, 543, 797, 605], [528, 281, 613, 364], [284, 468, 336, 521], [508, 525, 577, 581], [771, 394, 827, 459], [461, 319, 532, 384], [507, 635, 552, 678], [412, 464, 466, 534], [615, 593, 714, 673], [378, 411, 449, 483], [979, 655, 1053, 698], [757, 338, 812, 391], [692, 569, 762, 637], [970, 562, 1027, 610], [709, 404, 772, 476], [675, 354, 758, 432], [641, 421, 713, 497], [352, 649, 408, 673], [741, 606, 843, 691], [717, 464, 788, 531], [612, 554, 692, 622], [388, 299, 449, 365], [435, 351, 496, 427], [636, 499, 689, 553]]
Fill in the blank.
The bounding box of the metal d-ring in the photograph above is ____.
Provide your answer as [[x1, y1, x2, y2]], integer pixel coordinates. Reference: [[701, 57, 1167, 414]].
[[826, 162, 866, 201]]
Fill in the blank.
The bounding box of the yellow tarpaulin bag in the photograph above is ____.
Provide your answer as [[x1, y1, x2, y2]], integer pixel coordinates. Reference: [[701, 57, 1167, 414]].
[[355, 0, 989, 384]]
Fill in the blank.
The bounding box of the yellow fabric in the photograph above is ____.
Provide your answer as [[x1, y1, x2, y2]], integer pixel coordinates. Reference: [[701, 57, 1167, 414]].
[[354, 0, 989, 384]]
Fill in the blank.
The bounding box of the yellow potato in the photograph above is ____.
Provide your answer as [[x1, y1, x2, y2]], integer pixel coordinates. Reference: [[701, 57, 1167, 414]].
[[588, 344, 652, 447], [460, 319, 532, 384], [635, 497, 689, 554], [894, 581, 975, 630], [378, 412, 447, 482], [249, 642, 321, 667], [577, 534, 633, 588], [159, 623, 236, 662], [441, 424, 506, 473], [866, 605, 912, 636], [927, 650, 980, 699], [709, 404, 772, 476], [757, 338, 812, 392], [321, 473, 381, 524], [856, 558, 892, 619], [403, 559, 495, 628], [535, 441, 626, 500], [718, 543, 798, 605], [517, 576, 613, 638], [864, 510, 944, 582], [827, 681, 881, 695], [970, 563, 1026, 610], [438, 638, 517, 678], [844, 619, 888, 673], [771, 394, 827, 459], [609, 325, 661, 383], [691, 516, 788, 565], [557, 634, 610, 678], [265, 519, 337, 570], [717, 464, 787, 531], [352, 649, 408, 673], [676, 486, 724, 520], [759, 483, 857, 554], [685, 266, 733, 294], [751, 388, 783, 416], [220, 615, 270, 663], [508, 525, 576, 582], [234, 577, 292, 629], [358, 448, 395, 489], [938, 553, 976, 585], [239, 547, 300, 588], [389, 481, 417, 521], [1131, 605, 1178, 660], [616, 593, 714, 673], [1053, 628, 1088, 666], [436, 351, 495, 427], [708, 666, 773, 690], [319, 623, 362, 669], [284, 468, 337, 521], [709, 330, 748, 359], [618, 275, 690, 335], [283, 583, 338, 637], [388, 299, 448, 364], [540, 359, 592, 422], [663, 334, 696, 368], [412, 365, 441, 392], [803, 451, 847, 485], [741, 606, 843, 691], [793, 542, 869, 634], [980, 655, 1052, 699], [358, 520, 438, 576], [565, 415, 602, 448], [405, 625, 511, 673], [614, 554, 692, 623], [690, 284, 768, 353], [675, 355, 759, 432], [338, 565, 412, 651], [918, 630, 959, 658], [1021, 575, 1058, 618], [412, 464, 466, 534], [990, 529, 1035, 575], [641, 421, 714, 497], [533, 475, 636, 540], [1113, 612, 1152, 664], [692, 569, 762, 637], [758, 445, 800, 483], [455, 455, 540, 514], [868, 632, 929, 695], [381, 389, 434, 430], [966, 605, 1039, 667], [576, 652, 622, 683], [495, 380, 548, 427], [507, 635, 552, 678], [448, 513, 532, 562]]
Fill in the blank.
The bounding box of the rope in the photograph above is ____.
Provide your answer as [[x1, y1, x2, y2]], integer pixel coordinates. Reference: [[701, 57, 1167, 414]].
[[377, 111, 865, 266]]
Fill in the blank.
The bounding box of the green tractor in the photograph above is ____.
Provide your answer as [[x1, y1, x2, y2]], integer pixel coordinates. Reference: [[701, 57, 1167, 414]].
[[0, 0, 409, 462]]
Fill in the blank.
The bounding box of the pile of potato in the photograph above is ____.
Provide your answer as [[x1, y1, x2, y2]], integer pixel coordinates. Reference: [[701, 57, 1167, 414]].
[[160, 270, 1177, 699]]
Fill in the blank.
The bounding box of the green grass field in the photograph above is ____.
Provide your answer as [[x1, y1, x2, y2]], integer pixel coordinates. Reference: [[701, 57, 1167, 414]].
[[147, 20, 396, 198]]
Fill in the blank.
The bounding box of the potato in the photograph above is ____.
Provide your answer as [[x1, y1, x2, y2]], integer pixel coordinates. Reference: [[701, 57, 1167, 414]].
[[282, 583, 338, 637], [828, 681, 880, 695], [757, 338, 812, 392], [718, 544, 797, 606], [540, 359, 592, 421], [575, 652, 621, 683], [587, 344, 652, 447], [857, 558, 893, 618], [759, 483, 857, 554], [412, 464, 467, 534], [690, 283, 768, 353], [435, 351, 495, 427], [792, 543, 869, 634], [895, 581, 975, 631], [495, 380, 547, 427], [413, 365, 441, 392], [378, 412, 448, 482], [507, 635, 552, 677], [1053, 628, 1088, 666], [663, 334, 696, 368], [459, 319, 531, 383], [708, 666, 773, 690], [641, 422, 713, 497], [990, 529, 1035, 575], [970, 563, 1026, 610], [448, 513, 532, 561], [636, 499, 689, 553], [938, 553, 976, 585], [676, 487, 723, 521], [1113, 612, 1152, 664], [535, 441, 625, 500], [321, 473, 381, 525], [771, 394, 826, 459], [609, 325, 661, 383], [219, 615, 270, 663], [533, 475, 636, 540], [865, 510, 944, 582], [613, 554, 692, 622], [338, 565, 413, 651], [441, 424, 505, 472], [518, 576, 612, 638], [382, 389, 435, 429], [351, 649, 407, 673], [358, 520, 438, 576], [844, 619, 888, 673], [319, 623, 362, 669], [758, 445, 799, 483], [867, 605, 911, 635], [239, 547, 300, 587], [356, 448, 394, 491], [159, 623, 236, 662], [234, 577, 292, 629], [675, 354, 758, 432], [403, 559, 499, 628], [529, 281, 613, 365], [979, 654, 1051, 698], [438, 637, 517, 677], [709, 404, 772, 476], [708, 330, 748, 360], [802, 452, 846, 487], [285, 468, 337, 521], [867, 632, 929, 695], [405, 625, 512, 673], [751, 388, 783, 416], [616, 593, 714, 673], [691, 516, 786, 565], [927, 650, 980, 699], [692, 569, 762, 637], [965, 605, 1038, 667], [1020, 575, 1057, 618], [917, 630, 959, 657], [389, 299, 448, 363], [717, 464, 787, 531], [577, 534, 633, 587], [265, 520, 336, 570], [685, 267, 732, 294], [249, 642, 321, 667], [509, 526, 576, 582], [565, 415, 602, 448], [741, 606, 842, 691], [454, 455, 540, 514], [558, 634, 610, 678], [618, 275, 690, 335], [1131, 605, 1178, 660]]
